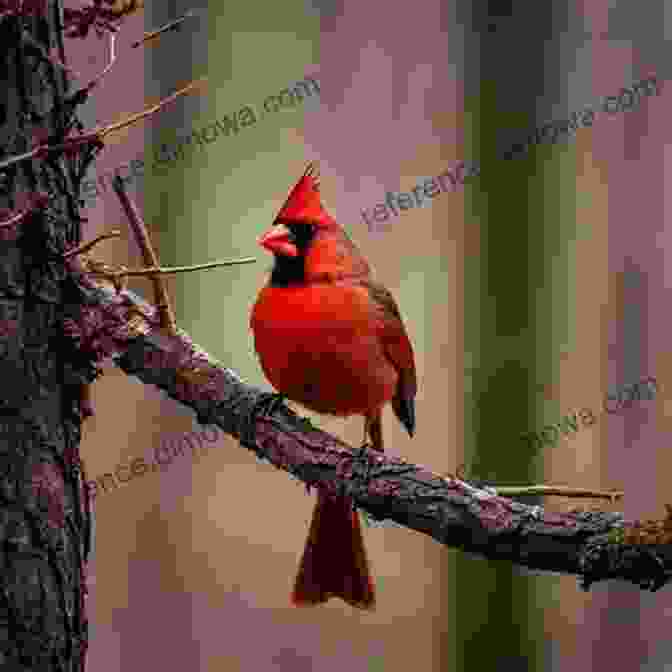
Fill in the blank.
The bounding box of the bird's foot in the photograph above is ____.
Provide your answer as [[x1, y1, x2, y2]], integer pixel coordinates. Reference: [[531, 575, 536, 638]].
[[240, 391, 287, 447], [343, 441, 376, 499]]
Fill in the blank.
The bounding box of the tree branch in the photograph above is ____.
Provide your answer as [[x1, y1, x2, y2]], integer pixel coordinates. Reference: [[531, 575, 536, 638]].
[[62, 263, 672, 594], [63, 229, 121, 258]]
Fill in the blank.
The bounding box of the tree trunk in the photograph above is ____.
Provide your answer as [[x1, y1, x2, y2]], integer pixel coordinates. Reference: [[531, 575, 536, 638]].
[[0, 2, 93, 669]]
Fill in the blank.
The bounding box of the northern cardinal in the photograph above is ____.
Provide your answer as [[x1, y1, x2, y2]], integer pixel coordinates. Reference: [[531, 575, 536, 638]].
[[250, 163, 417, 609]]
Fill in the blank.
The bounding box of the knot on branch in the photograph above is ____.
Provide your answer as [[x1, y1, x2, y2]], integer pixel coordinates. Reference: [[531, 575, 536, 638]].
[[578, 505, 672, 591], [579, 532, 671, 592], [337, 449, 417, 502], [58, 279, 154, 400]]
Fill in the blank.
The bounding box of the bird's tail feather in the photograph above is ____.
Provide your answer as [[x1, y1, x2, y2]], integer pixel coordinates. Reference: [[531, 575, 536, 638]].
[[291, 491, 375, 609]]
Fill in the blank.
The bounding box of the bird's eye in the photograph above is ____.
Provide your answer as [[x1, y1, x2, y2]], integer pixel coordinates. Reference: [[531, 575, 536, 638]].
[[287, 222, 316, 242]]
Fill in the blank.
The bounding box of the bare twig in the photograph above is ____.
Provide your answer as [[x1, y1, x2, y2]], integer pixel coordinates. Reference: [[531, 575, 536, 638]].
[[0, 192, 49, 229], [75, 256, 255, 302], [118, 259, 257, 277], [111, 174, 176, 333], [109, 174, 254, 333], [63, 230, 122, 259], [493, 485, 623, 503], [131, 9, 198, 48], [0, 146, 42, 172], [0, 133, 104, 173], [97, 77, 207, 140], [0, 78, 207, 173], [446, 468, 623, 502], [86, 32, 117, 92], [0, 208, 29, 229]]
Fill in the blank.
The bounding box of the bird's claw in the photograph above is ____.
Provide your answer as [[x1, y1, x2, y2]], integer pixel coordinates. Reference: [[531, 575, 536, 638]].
[[258, 391, 287, 418], [240, 391, 287, 447], [354, 440, 371, 462], [343, 441, 376, 499]]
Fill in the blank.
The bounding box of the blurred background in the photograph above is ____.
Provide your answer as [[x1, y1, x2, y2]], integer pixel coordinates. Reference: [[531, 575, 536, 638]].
[[70, 0, 672, 670]]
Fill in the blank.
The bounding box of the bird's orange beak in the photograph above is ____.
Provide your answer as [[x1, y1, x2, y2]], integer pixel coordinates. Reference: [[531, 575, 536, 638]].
[[258, 224, 299, 257]]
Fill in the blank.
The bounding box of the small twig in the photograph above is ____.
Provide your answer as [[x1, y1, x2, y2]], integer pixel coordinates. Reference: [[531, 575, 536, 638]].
[[0, 133, 102, 172], [0, 78, 206, 173], [0, 193, 49, 230], [0, 146, 42, 172], [0, 209, 29, 229], [97, 77, 207, 140], [86, 32, 117, 92], [131, 9, 198, 48], [118, 259, 257, 277], [63, 230, 122, 259], [441, 467, 623, 503], [78, 257, 256, 306], [493, 485, 623, 503], [111, 174, 176, 333]]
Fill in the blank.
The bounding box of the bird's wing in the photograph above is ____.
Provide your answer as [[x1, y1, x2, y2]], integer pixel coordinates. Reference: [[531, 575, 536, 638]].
[[365, 280, 417, 436]]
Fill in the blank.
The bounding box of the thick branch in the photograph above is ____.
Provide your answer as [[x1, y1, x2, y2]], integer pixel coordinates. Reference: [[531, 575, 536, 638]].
[[65, 266, 672, 593]]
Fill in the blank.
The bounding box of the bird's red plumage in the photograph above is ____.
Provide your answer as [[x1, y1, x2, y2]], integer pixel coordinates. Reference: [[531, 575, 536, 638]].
[[250, 163, 417, 609], [272, 161, 335, 228], [251, 282, 399, 415]]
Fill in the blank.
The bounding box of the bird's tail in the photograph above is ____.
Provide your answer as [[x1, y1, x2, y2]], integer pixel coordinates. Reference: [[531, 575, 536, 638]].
[[291, 410, 383, 609], [291, 490, 376, 609]]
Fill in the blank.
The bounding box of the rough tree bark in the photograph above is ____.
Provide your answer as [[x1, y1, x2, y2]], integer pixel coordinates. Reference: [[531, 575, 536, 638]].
[[0, 2, 96, 670], [0, 1, 157, 669]]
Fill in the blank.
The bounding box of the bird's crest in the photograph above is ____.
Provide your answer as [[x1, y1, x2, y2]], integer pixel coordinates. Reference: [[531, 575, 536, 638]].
[[274, 162, 335, 227]]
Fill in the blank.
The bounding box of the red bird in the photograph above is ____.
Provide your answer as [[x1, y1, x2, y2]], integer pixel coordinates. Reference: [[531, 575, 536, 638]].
[[250, 163, 417, 609]]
